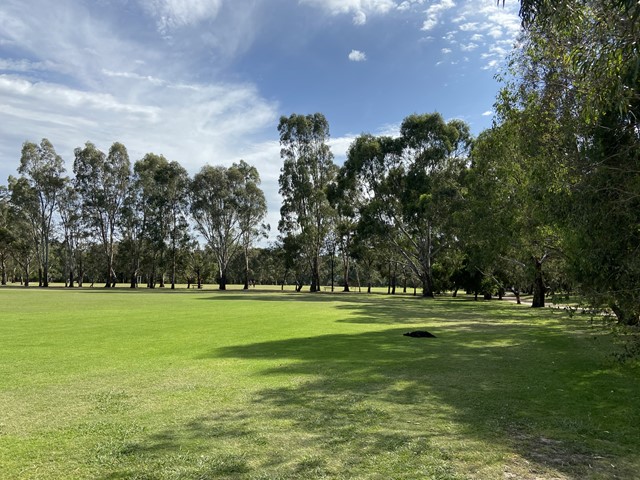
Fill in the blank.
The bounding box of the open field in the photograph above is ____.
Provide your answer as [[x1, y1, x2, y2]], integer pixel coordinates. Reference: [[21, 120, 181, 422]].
[[0, 287, 638, 479]]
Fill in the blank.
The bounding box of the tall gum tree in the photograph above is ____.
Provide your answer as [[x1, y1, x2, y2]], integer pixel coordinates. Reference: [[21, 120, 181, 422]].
[[73, 142, 131, 287], [278, 113, 337, 292], [341, 113, 471, 297], [234, 160, 268, 290], [9, 139, 67, 287], [190, 161, 266, 290]]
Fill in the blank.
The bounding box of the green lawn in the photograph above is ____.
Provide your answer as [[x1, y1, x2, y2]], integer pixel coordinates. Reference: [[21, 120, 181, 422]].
[[0, 287, 638, 479]]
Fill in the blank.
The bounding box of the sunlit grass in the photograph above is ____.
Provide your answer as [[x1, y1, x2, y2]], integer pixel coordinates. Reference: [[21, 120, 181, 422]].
[[0, 287, 638, 479]]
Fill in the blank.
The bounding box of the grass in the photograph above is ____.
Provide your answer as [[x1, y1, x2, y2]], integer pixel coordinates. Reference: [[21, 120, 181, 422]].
[[0, 286, 638, 479]]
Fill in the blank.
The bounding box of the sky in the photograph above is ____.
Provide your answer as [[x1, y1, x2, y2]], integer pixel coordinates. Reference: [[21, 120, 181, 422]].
[[0, 0, 521, 237]]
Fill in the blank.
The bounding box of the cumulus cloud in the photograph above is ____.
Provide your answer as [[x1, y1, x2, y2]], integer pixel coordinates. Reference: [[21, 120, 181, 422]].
[[348, 49, 367, 62]]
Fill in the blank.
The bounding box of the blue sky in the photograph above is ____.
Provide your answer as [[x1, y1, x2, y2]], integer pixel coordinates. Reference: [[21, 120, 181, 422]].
[[0, 0, 521, 232]]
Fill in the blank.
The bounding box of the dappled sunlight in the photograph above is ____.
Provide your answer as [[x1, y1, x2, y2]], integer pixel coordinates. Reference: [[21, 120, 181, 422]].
[[205, 299, 639, 479]]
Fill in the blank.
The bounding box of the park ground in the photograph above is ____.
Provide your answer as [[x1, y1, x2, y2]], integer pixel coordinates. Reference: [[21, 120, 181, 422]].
[[0, 286, 639, 479]]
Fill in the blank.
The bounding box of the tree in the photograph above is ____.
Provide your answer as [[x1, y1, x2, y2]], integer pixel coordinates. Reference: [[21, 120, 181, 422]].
[[73, 142, 131, 287], [499, 0, 640, 322], [58, 185, 85, 287], [234, 160, 268, 290], [190, 161, 266, 290], [0, 185, 14, 285], [463, 122, 565, 307], [278, 113, 337, 292], [340, 113, 471, 297], [9, 139, 67, 287]]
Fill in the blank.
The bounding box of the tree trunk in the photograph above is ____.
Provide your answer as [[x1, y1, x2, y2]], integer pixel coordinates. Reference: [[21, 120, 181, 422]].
[[330, 252, 334, 292], [611, 304, 640, 326], [219, 269, 227, 290], [243, 247, 250, 290], [342, 257, 350, 292], [105, 259, 112, 288], [421, 275, 434, 298], [1, 258, 7, 285], [24, 261, 30, 287], [310, 256, 320, 292], [531, 258, 545, 308], [68, 269, 75, 288]]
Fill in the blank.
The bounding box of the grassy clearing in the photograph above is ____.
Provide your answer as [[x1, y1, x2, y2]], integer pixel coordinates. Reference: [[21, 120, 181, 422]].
[[0, 286, 638, 479]]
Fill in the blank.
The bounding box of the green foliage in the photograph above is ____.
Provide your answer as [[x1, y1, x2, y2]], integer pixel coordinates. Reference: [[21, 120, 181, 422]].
[[499, 0, 640, 322], [190, 161, 266, 290], [278, 113, 337, 292], [340, 113, 470, 297], [73, 142, 131, 287], [9, 139, 67, 286]]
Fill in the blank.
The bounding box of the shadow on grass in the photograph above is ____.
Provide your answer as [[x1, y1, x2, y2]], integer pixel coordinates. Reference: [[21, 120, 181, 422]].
[[98, 296, 640, 479], [199, 291, 551, 325]]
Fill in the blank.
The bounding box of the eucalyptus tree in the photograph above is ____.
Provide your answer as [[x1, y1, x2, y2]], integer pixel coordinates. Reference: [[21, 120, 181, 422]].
[[2, 193, 35, 286], [73, 142, 131, 287], [160, 160, 190, 289], [327, 176, 360, 292], [190, 161, 266, 290], [58, 185, 84, 287], [464, 123, 561, 306], [499, 0, 640, 321], [234, 160, 268, 290], [278, 113, 337, 292], [130, 153, 169, 288], [0, 185, 13, 285], [8, 139, 67, 287], [341, 113, 471, 297]]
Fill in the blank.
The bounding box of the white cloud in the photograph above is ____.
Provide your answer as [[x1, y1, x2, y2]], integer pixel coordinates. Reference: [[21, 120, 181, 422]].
[[299, 0, 396, 25], [441, 48, 452, 54], [139, 0, 223, 33], [0, 73, 277, 169], [481, 110, 493, 116], [348, 49, 367, 62], [353, 10, 368, 25], [482, 59, 499, 70], [0, 0, 281, 231], [0, 59, 60, 73], [421, 0, 456, 31], [430, 0, 520, 69]]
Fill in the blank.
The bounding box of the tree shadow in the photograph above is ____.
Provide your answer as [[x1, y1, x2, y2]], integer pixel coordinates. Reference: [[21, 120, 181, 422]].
[[93, 295, 639, 478], [205, 322, 639, 478]]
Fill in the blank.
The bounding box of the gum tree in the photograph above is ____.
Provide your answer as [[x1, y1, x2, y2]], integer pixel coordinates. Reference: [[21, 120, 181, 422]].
[[9, 139, 67, 287], [73, 142, 131, 287], [278, 113, 337, 292]]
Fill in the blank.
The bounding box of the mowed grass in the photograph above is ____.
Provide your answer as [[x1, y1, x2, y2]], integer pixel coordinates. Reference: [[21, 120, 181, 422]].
[[0, 287, 639, 479]]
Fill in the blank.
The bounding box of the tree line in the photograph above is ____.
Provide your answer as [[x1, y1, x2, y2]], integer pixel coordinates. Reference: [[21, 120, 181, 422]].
[[0, 141, 267, 291], [1, 0, 638, 325]]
